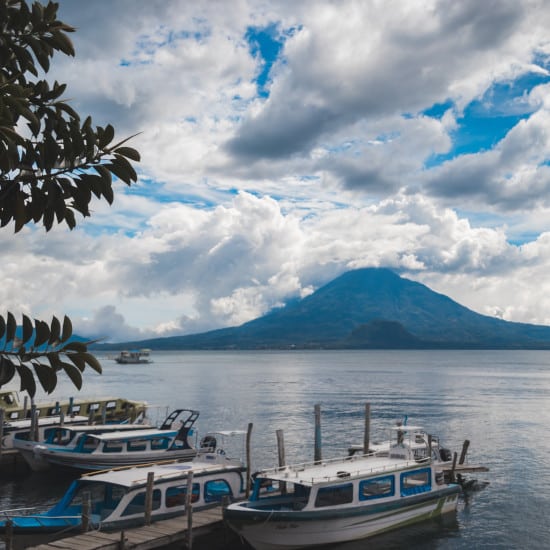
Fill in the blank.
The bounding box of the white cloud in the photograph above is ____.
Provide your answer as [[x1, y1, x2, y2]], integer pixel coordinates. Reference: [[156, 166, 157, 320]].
[[4, 0, 550, 341]]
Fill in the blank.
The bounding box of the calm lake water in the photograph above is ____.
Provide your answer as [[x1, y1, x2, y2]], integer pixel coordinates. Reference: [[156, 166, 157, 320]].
[[1, 349, 550, 549]]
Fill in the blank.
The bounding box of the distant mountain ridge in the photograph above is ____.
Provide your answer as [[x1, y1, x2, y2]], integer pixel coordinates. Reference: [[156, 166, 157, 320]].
[[92, 268, 550, 350]]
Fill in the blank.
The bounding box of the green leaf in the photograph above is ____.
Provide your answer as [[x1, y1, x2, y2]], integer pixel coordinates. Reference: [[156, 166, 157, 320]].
[[34, 319, 50, 348], [0, 356, 15, 386], [81, 352, 103, 374], [6, 312, 16, 345], [61, 361, 82, 390], [33, 361, 57, 393], [16, 363, 36, 397], [49, 316, 61, 345], [61, 341, 88, 352], [61, 315, 72, 343], [113, 146, 140, 162], [66, 353, 86, 371], [22, 314, 33, 345]]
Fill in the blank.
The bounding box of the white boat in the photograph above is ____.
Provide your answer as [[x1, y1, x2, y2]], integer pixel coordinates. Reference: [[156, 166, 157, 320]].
[[1, 414, 90, 451], [348, 422, 453, 464], [13, 409, 199, 472], [0, 389, 147, 423], [0, 433, 247, 535], [114, 349, 152, 364], [224, 440, 460, 549]]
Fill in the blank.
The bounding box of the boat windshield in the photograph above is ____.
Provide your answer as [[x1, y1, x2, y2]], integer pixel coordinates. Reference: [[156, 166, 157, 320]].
[[58, 480, 127, 520], [251, 478, 311, 509]]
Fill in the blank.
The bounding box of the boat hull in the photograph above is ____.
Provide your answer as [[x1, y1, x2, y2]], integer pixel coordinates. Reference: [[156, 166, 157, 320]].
[[225, 486, 459, 550], [29, 447, 197, 472]]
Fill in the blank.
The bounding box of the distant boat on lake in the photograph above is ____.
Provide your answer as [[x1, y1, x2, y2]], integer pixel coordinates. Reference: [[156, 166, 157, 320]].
[[114, 349, 152, 364]]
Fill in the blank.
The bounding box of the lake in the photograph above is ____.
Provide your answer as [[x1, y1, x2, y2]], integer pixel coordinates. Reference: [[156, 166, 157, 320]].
[[1, 349, 549, 549]]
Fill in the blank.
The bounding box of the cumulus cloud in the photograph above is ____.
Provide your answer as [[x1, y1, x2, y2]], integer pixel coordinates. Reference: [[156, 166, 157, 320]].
[[4, 0, 550, 341]]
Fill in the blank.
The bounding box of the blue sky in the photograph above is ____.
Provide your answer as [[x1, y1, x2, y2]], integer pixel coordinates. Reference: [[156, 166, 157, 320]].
[[4, 0, 550, 342]]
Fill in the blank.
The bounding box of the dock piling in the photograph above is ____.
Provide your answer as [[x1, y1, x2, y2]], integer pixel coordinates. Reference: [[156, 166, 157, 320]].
[[314, 404, 322, 464], [144, 472, 154, 525], [186, 472, 194, 549], [363, 403, 370, 455], [82, 492, 91, 532], [459, 439, 470, 465], [276, 429, 287, 494], [0, 408, 4, 459], [246, 422, 253, 498]]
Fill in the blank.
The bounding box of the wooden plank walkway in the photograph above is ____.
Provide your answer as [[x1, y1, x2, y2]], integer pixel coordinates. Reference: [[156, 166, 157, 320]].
[[26, 507, 224, 550]]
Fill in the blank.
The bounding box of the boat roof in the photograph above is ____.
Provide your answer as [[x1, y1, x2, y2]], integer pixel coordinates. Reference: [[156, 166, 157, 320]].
[[53, 424, 150, 434], [390, 425, 424, 431], [86, 428, 178, 441], [256, 454, 426, 486], [4, 415, 89, 428], [80, 457, 239, 487]]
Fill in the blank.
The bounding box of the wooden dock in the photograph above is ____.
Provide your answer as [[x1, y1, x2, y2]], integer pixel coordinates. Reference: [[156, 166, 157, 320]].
[[25, 507, 224, 550]]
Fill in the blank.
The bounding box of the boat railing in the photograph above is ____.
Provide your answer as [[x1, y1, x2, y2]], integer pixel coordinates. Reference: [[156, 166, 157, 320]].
[[258, 454, 432, 484]]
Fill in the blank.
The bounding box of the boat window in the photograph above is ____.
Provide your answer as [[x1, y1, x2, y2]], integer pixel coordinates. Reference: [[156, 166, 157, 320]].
[[151, 438, 170, 450], [121, 489, 162, 516], [106, 401, 117, 409], [103, 441, 123, 453], [400, 468, 431, 496], [71, 405, 81, 414], [128, 440, 147, 452], [166, 483, 200, 508], [44, 427, 72, 445], [87, 403, 100, 413], [314, 484, 353, 507], [205, 479, 232, 503], [8, 412, 19, 420], [359, 475, 395, 501]]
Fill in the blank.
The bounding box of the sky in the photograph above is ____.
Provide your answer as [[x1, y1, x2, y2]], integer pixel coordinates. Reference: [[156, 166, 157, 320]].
[[6, 0, 550, 343]]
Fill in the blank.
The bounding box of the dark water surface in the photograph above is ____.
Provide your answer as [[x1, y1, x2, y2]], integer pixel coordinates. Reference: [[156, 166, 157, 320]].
[[1, 350, 550, 549]]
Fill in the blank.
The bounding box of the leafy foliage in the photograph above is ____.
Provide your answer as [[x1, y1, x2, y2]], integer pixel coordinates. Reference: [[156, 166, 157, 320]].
[[0, 0, 140, 232], [0, 1, 140, 396], [0, 314, 102, 397]]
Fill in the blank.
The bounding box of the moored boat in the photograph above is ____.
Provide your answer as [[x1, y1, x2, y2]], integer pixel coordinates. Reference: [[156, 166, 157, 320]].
[[0, 432, 248, 535], [0, 389, 147, 423], [224, 447, 460, 549], [13, 409, 199, 472]]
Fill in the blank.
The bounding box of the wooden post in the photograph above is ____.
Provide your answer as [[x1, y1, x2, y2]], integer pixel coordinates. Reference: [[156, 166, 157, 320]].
[[81, 492, 91, 532], [186, 472, 194, 550], [23, 396, 28, 418], [450, 451, 458, 482], [459, 439, 470, 465], [101, 403, 107, 424], [428, 434, 433, 461], [54, 401, 60, 414], [68, 396, 74, 416], [0, 408, 4, 459], [363, 403, 370, 455], [88, 407, 94, 425], [314, 404, 322, 464], [276, 429, 286, 494], [30, 404, 37, 441], [144, 471, 154, 525], [59, 411, 65, 428], [119, 530, 126, 550], [5, 519, 13, 550], [246, 422, 253, 498]]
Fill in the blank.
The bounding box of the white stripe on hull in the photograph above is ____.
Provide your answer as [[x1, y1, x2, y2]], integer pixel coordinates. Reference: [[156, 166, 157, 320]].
[[234, 494, 458, 550]]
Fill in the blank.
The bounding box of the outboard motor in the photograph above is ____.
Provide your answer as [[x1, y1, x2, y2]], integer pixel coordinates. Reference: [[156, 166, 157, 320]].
[[439, 448, 452, 462]]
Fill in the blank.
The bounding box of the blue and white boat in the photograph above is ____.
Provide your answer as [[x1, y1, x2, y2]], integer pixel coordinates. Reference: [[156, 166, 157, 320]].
[[224, 438, 461, 549], [13, 409, 199, 472], [0, 434, 246, 536]]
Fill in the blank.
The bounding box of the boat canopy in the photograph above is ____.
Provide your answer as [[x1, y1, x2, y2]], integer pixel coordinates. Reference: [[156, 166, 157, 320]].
[[84, 429, 179, 442]]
